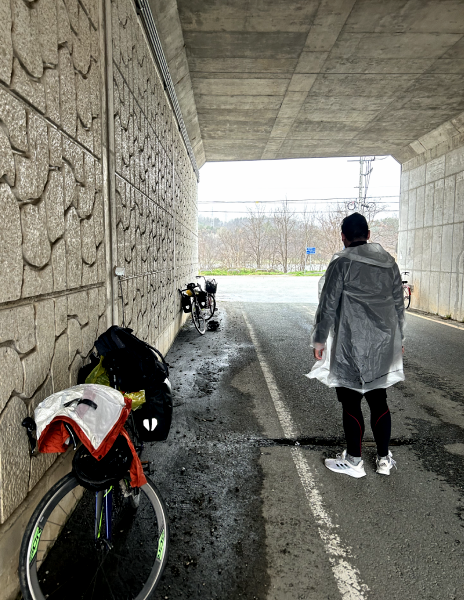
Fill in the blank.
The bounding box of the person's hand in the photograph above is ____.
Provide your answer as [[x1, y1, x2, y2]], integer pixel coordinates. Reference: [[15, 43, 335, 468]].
[[313, 347, 324, 360], [402, 346, 405, 354]]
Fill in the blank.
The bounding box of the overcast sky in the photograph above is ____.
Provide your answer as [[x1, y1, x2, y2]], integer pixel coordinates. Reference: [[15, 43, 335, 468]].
[[198, 156, 401, 221]]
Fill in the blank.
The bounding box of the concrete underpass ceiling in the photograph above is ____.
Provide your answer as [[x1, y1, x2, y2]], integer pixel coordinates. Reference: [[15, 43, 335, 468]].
[[149, 0, 464, 168]]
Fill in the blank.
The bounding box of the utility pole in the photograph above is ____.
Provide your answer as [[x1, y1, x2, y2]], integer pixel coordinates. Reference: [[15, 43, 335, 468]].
[[358, 157, 365, 211], [348, 156, 375, 214]]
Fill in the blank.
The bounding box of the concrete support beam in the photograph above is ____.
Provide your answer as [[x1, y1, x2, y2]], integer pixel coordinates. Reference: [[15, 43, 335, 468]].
[[262, 0, 356, 159], [150, 0, 464, 163], [148, 0, 206, 167]]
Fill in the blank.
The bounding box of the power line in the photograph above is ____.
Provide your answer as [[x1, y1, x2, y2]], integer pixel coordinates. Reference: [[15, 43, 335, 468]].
[[198, 196, 399, 204], [199, 209, 399, 215]]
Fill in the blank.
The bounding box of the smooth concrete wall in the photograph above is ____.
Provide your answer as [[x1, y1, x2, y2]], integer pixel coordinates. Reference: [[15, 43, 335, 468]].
[[398, 137, 464, 320], [0, 0, 198, 596]]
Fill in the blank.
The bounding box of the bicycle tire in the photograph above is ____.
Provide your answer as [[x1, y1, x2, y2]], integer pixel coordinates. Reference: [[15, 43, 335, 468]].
[[205, 293, 216, 321], [403, 287, 411, 309], [19, 472, 169, 600], [191, 298, 206, 334]]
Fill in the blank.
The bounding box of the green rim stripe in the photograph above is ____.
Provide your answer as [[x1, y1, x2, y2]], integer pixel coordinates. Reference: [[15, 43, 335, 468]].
[[98, 509, 103, 538], [29, 527, 42, 564], [156, 529, 165, 561]]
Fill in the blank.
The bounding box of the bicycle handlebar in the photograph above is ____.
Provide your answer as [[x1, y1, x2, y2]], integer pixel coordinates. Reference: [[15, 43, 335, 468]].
[[22, 417, 37, 456]]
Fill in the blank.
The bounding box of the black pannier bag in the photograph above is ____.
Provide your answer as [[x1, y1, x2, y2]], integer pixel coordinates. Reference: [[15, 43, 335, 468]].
[[181, 292, 192, 313], [132, 381, 173, 442], [77, 352, 100, 384], [95, 326, 169, 392], [198, 290, 207, 308], [205, 278, 217, 294], [94, 326, 172, 442], [72, 434, 133, 491]]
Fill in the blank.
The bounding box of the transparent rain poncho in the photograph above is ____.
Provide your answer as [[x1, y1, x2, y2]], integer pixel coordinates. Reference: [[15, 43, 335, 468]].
[[306, 243, 405, 393]]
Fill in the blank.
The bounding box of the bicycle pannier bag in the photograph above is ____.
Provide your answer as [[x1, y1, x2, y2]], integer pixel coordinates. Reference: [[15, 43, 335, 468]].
[[72, 434, 133, 491], [77, 353, 100, 384], [181, 292, 192, 313], [198, 290, 207, 308], [95, 326, 169, 392], [205, 279, 217, 294], [91, 327, 173, 443], [132, 380, 173, 442]]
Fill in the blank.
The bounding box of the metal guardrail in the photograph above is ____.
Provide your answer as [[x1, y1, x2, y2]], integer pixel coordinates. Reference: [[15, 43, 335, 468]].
[[134, 0, 200, 181]]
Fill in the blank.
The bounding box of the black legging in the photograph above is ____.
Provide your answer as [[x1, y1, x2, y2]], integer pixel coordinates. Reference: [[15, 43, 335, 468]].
[[335, 387, 391, 458]]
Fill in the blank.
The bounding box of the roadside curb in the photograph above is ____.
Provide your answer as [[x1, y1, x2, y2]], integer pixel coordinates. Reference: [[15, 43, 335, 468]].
[[407, 309, 464, 331]]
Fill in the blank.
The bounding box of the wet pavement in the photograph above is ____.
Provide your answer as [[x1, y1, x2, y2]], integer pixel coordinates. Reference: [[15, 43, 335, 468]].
[[145, 276, 464, 600]]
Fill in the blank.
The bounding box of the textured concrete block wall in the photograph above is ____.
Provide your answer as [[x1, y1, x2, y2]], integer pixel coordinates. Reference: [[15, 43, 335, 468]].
[[111, 0, 197, 353], [399, 138, 464, 319], [0, 0, 107, 526], [0, 0, 198, 569]]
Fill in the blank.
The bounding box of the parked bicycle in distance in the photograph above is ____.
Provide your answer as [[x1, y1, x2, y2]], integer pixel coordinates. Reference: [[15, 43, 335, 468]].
[[196, 275, 217, 321], [402, 271, 412, 309], [179, 282, 207, 334]]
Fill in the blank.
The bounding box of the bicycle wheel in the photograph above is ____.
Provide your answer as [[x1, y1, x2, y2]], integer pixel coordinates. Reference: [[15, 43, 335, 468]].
[[205, 293, 216, 321], [19, 473, 169, 600], [191, 298, 206, 334], [403, 286, 411, 309]]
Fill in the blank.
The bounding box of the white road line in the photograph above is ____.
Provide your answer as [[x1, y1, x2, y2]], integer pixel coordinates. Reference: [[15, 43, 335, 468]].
[[242, 312, 297, 439], [407, 311, 464, 331], [242, 311, 369, 600]]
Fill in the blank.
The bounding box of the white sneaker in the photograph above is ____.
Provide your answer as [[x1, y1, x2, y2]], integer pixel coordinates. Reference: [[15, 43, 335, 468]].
[[376, 451, 397, 475], [325, 450, 366, 478]]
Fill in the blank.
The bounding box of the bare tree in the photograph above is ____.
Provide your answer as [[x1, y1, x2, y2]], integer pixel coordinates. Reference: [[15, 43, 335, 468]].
[[197, 203, 398, 272], [217, 223, 247, 269], [242, 205, 269, 269], [273, 200, 297, 273], [198, 228, 220, 270], [370, 216, 399, 257], [298, 208, 318, 271], [316, 203, 389, 265], [316, 204, 350, 265]]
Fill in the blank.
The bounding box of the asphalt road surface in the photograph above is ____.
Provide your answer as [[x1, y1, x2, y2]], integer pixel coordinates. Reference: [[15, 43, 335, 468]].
[[148, 275, 464, 600]]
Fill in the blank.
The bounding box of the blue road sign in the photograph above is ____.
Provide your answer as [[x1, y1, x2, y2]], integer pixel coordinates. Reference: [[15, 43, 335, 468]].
[[306, 247, 316, 255]]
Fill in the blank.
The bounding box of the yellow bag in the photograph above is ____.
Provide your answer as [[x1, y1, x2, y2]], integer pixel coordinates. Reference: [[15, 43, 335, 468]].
[[85, 356, 110, 387], [125, 390, 146, 410], [85, 357, 146, 410]]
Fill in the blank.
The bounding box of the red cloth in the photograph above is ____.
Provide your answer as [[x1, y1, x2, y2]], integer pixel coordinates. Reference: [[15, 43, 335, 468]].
[[38, 396, 132, 457], [120, 428, 147, 488], [37, 396, 146, 488]]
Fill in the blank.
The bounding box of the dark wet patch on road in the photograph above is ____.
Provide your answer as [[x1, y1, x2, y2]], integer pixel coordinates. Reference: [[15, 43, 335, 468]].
[[395, 366, 464, 496], [147, 308, 271, 600]]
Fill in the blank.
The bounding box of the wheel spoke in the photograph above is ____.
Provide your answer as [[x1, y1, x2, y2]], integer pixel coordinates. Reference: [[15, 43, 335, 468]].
[[20, 475, 169, 600]]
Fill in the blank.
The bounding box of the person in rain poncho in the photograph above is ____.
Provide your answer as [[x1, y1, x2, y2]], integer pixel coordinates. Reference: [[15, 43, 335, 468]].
[[307, 213, 405, 478]]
